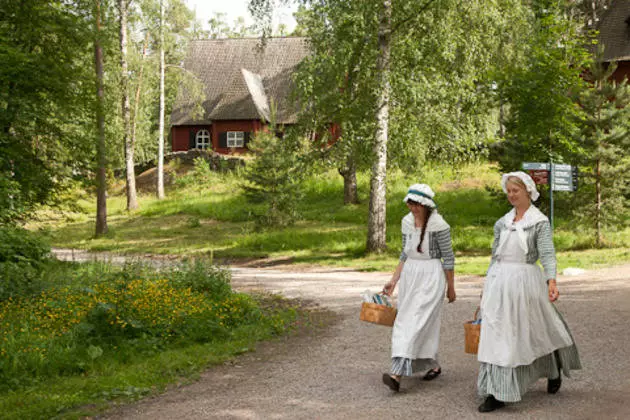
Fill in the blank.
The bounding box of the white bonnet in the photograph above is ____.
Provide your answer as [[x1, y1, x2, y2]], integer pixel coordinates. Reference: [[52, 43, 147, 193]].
[[403, 184, 437, 208], [501, 171, 540, 201]]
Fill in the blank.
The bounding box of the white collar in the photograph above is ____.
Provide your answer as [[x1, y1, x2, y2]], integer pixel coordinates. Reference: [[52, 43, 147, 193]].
[[496, 205, 548, 255], [402, 211, 450, 233], [499, 205, 548, 230]]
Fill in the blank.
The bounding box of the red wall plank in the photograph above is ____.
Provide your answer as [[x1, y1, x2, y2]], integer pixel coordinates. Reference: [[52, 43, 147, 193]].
[[212, 120, 260, 154], [611, 61, 630, 84]]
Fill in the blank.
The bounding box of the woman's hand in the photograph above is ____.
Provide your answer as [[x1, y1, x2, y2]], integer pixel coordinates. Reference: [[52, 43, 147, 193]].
[[446, 285, 456, 303], [548, 279, 559, 302], [382, 280, 397, 296]]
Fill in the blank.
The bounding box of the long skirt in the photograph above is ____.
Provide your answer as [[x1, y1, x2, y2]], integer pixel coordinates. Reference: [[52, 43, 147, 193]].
[[390, 258, 445, 376], [477, 262, 582, 402]]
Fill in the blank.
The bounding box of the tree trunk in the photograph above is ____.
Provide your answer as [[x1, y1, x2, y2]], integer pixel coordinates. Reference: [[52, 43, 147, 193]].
[[498, 95, 506, 139], [338, 153, 358, 205], [120, 0, 137, 210], [156, 0, 165, 199], [94, 0, 108, 236], [366, 0, 391, 254], [130, 32, 149, 165], [595, 157, 602, 247]]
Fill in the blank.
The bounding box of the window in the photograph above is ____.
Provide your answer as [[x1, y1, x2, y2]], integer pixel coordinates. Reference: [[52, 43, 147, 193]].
[[195, 129, 211, 149], [227, 131, 245, 147]]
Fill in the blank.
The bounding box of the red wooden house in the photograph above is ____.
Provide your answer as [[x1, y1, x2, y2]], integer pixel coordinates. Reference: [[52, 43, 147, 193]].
[[170, 37, 309, 154], [597, 0, 630, 82]]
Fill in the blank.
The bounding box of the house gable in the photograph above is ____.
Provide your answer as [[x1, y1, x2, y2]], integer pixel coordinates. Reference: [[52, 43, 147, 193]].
[[171, 37, 309, 127]]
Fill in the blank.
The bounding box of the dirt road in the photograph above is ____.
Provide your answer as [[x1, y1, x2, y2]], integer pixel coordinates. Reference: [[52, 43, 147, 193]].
[[89, 258, 630, 420]]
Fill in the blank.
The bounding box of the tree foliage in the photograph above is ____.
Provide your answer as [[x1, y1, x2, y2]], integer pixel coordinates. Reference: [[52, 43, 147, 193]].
[[0, 0, 199, 225], [0, 0, 95, 223], [251, 0, 539, 252], [492, 3, 590, 172], [573, 51, 630, 244], [242, 120, 308, 227], [293, 0, 532, 174]]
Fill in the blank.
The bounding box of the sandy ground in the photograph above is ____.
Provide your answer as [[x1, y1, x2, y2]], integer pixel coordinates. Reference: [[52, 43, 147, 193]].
[[52, 250, 630, 419]]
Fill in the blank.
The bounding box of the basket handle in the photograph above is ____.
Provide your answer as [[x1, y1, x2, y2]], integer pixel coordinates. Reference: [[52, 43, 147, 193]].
[[473, 306, 480, 321]]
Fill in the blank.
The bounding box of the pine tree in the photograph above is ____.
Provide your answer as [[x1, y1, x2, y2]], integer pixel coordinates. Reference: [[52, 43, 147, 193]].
[[575, 51, 630, 246], [242, 121, 307, 227]]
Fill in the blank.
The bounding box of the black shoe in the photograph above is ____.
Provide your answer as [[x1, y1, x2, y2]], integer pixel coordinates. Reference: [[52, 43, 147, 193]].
[[548, 376, 562, 394], [382, 373, 400, 392], [423, 367, 442, 381], [478, 395, 505, 413]]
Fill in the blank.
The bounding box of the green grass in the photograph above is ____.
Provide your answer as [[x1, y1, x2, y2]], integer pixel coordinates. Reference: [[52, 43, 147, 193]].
[[0, 260, 327, 419], [0, 320, 307, 419], [30, 162, 630, 274]]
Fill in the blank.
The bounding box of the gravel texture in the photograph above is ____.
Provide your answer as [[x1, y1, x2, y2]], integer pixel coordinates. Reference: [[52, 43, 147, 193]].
[[52, 250, 630, 419], [93, 261, 630, 420]]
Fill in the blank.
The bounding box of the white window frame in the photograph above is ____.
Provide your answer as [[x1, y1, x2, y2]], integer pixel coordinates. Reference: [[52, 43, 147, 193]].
[[227, 131, 245, 148], [195, 129, 211, 149]]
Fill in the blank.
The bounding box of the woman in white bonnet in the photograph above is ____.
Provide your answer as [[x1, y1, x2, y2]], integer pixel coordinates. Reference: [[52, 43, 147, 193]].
[[381, 183, 456, 392], [476, 172, 581, 412]]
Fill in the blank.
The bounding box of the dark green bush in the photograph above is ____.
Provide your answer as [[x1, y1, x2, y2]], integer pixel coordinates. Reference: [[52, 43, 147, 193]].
[[167, 260, 232, 300], [0, 227, 50, 300], [0, 261, 288, 391]]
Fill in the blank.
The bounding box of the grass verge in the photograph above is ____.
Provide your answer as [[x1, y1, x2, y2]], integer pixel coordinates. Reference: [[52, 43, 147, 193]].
[[29, 163, 630, 274], [0, 261, 335, 420]]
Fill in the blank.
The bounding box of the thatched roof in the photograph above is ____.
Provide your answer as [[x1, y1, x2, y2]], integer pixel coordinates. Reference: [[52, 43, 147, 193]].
[[171, 37, 309, 126], [597, 0, 630, 62]]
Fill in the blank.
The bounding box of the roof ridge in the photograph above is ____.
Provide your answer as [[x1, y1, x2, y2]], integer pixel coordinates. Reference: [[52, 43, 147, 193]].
[[190, 36, 307, 43]]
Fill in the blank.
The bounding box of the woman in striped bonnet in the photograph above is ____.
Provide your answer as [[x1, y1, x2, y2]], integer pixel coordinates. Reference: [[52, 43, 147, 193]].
[[476, 172, 582, 412], [381, 183, 456, 392]]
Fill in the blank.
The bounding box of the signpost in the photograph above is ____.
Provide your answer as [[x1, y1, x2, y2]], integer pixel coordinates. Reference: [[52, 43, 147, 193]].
[[529, 170, 549, 185], [551, 163, 575, 191], [522, 162, 579, 230]]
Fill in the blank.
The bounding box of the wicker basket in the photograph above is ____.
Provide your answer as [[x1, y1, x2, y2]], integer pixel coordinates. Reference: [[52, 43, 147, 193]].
[[464, 307, 481, 354], [360, 302, 397, 327]]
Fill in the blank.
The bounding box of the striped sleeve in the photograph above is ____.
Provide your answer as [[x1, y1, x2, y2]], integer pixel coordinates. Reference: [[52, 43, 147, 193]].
[[487, 221, 501, 275], [535, 220, 557, 280], [399, 233, 408, 262], [435, 228, 454, 270]]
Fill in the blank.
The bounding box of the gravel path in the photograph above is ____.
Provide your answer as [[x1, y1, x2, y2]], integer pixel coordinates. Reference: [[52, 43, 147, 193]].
[[53, 250, 630, 419]]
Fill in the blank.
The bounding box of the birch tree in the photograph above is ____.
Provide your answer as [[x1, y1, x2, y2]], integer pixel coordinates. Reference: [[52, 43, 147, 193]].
[[366, 0, 391, 252], [130, 32, 149, 162], [255, 0, 529, 253], [156, 0, 166, 199], [119, 0, 138, 210]]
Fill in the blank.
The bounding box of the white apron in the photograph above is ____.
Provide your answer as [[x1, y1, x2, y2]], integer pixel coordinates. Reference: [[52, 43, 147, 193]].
[[478, 225, 574, 368], [391, 212, 448, 359]]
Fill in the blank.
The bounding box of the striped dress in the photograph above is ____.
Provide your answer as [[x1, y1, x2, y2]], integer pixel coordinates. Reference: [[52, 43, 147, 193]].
[[477, 206, 581, 402], [390, 212, 454, 376]]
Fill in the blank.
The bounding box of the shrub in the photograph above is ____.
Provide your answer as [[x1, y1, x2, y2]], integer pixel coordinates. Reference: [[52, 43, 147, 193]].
[[0, 227, 51, 300], [166, 260, 232, 300], [242, 125, 308, 227], [0, 261, 270, 391]]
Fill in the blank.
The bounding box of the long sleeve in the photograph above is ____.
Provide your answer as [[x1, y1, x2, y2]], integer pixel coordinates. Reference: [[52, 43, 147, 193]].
[[399, 232, 408, 262], [435, 228, 454, 270], [487, 221, 501, 275], [535, 220, 557, 280]]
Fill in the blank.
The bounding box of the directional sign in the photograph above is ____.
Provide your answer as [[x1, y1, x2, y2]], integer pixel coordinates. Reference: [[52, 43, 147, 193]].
[[523, 162, 550, 171], [528, 169, 549, 185], [551, 164, 578, 191], [552, 184, 574, 191], [553, 163, 572, 171], [522, 162, 578, 191]]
